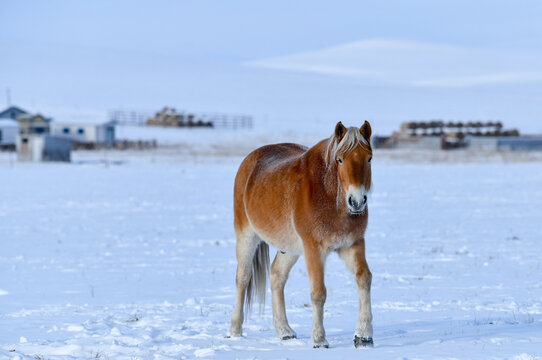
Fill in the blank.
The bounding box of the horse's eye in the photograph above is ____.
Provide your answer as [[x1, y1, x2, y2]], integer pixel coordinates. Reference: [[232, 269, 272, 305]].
[[337, 158, 343, 164], [368, 156, 372, 163]]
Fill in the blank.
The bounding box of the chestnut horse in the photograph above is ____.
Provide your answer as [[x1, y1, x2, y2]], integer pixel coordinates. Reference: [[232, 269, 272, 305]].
[[229, 121, 374, 348]]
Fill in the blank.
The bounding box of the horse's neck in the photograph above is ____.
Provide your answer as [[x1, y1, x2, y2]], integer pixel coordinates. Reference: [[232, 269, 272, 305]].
[[307, 139, 341, 201]]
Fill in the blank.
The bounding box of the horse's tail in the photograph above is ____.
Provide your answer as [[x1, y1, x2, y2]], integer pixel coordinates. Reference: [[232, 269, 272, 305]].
[[245, 241, 270, 315]]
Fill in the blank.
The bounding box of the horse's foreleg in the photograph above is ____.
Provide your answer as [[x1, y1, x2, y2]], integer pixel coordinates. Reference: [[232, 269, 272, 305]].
[[270, 251, 299, 340], [229, 231, 258, 337], [338, 241, 373, 348], [304, 243, 328, 348]]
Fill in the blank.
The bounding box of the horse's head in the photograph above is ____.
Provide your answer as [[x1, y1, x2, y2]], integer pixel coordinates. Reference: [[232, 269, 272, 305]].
[[328, 121, 373, 215]]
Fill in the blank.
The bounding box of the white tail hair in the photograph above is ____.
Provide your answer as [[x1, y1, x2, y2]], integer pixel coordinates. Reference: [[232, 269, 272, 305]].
[[245, 241, 270, 315]]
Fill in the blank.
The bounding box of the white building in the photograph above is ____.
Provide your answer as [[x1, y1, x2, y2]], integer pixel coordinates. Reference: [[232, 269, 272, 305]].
[[51, 120, 115, 146], [0, 119, 19, 146], [465, 136, 499, 151]]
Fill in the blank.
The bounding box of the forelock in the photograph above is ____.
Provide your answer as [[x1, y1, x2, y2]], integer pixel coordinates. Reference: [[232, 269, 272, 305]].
[[326, 127, 370, 166]]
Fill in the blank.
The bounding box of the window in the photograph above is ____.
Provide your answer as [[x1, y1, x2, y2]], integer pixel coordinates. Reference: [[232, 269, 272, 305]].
[[63, 128, 70, 134], [78, 128, 85, 135]]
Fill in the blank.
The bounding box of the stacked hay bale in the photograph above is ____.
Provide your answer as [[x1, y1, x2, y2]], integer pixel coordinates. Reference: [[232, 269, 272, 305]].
[[146, 107, 212, 127]]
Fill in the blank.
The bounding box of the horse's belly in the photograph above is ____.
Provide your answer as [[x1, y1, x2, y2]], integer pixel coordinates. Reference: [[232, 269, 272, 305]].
[[249, 216, 304, 254]]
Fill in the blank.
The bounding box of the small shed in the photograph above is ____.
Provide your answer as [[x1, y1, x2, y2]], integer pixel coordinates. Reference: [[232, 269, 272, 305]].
[[16, 134, 72, 162], [0, 119, 20, 147], [51, 120, 115, 146]]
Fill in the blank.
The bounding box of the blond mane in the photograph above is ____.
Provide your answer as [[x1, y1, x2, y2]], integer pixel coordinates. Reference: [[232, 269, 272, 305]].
[[325, 126, 370, 166]]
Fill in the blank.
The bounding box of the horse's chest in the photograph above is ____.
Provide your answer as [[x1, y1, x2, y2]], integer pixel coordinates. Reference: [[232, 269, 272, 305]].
[[326, 233, 357, 251]]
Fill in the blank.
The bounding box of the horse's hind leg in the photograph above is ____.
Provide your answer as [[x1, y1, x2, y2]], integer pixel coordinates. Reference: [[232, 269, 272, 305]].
[[270, 251, 299, 340], [229, 229, 259, 337]]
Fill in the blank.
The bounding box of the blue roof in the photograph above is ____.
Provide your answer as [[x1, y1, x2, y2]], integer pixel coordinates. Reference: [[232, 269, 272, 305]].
[[0, 106, 29, 119]]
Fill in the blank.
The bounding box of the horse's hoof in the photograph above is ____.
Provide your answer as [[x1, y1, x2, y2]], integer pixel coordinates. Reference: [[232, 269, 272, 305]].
[[354, 335, 373, 348], [227, 329, 242, 338], [281, 334, 297, 340], [313, 339, 329, 348]]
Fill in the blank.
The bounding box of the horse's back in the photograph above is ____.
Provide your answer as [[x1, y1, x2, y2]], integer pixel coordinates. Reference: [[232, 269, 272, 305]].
[[246, 143, 307, 166], [235, 143, 307, 186], [233, 143, 307, 235]]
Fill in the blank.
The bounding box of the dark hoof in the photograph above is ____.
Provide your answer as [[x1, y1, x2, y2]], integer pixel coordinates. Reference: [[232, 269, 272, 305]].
[[313, 344, 329, 349], [354, 335, 373, 348], [281, 334, 297, 340]]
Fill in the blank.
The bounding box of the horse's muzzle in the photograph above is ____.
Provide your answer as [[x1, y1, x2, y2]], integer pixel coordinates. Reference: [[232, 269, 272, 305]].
[[347, 194, 367, 214]]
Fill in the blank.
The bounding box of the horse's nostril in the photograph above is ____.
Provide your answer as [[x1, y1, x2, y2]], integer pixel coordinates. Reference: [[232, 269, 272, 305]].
[[363, 195, 367, 204], [348, 196, 354, 207]]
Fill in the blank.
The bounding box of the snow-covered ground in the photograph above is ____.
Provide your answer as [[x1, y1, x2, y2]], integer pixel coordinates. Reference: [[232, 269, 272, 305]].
[[1, 143, 542, 359]]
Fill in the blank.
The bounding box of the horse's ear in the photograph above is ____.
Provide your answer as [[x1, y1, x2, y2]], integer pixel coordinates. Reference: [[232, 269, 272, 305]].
[[335, 121, 346, 141], [360, 120, 372, 142]]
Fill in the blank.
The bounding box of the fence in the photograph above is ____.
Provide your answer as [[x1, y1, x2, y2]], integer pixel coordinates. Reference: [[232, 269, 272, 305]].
[[201, 113, 252, 129], [108, 110, 150, 126], [108, 110, 253, 129]]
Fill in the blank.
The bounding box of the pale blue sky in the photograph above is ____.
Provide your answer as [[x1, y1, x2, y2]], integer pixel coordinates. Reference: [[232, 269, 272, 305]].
[[1, 1, 541, 134]]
